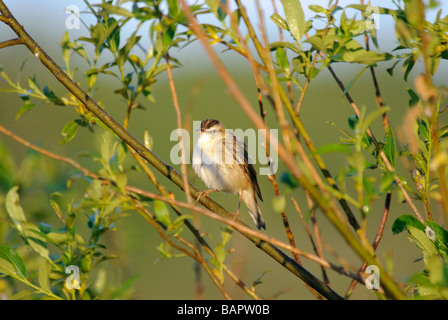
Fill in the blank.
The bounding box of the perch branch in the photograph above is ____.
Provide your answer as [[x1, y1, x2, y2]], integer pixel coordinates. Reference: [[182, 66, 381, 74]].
[[0, 1, 342, 300]]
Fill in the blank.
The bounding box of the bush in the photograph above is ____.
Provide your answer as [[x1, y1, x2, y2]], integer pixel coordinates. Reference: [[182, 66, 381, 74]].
[[0, 0, 447, 300]]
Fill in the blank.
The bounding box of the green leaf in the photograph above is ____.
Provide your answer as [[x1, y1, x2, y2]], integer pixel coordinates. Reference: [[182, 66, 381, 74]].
[[6, 186, 26, 225], [118, 34, 141, 67], [169, 215, 192, 231], [340, 48, 393, 65], [61, 31, 71, 65], [395, 18, 413, 48], [46, 232, 69, 246], [281, 0, 305, 42], [217, 0, 227, 21], [38, 260, 51, 292], [253, 270, 271, 288], [96, 3, 134, 17], [0, 245, 27, 278], [9, 290, 36, 300], [309, 5, 326, 13], [214, 243, 226, 263], [167, 0, 180, 18], [383, 126, 396, 167], [269, 41, 301, 54], [28, 76, 42, 95], [304, 35, 328, 55], [270, 13, 288, 31], [403, 55, 416, 81], [392, 214, 425, 234], [272, 195, 286, 213], [406, 88, 420, 107], [386, 60, 400, 76], [425, 221, 448, 254], [5, 186, 50, 260], [74, 46, 89, 62], [154, 200, 171, 227], [205, 0, 219, 13], [407, 226, 438, 259], [347, 4, 401, 16], [220, 227, 233, 245], [60, 120, 79, 145], [280, 171, 299, 189], [16, 102, 37, 121], [43, 85, 65, 105], [425, 256, 448, 286], [276, 47, 289, 74]]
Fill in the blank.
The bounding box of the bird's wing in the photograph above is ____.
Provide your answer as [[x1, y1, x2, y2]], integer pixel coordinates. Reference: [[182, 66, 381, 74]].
[[230, 134, 263, 202]]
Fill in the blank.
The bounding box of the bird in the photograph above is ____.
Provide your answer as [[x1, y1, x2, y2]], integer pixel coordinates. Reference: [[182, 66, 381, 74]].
[[192, 119, 265, 230]]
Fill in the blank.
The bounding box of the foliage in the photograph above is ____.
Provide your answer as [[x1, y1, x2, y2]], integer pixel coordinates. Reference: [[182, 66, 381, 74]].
[[0, 0, 447, 300]]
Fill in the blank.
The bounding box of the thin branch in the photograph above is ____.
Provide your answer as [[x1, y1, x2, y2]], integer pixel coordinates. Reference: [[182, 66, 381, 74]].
[[0, 13, 8, 24], [292, 197, 330, 285], [0, 121, 361, 287], [165, 53, 193, 205], [345, 192, 392, 298], [179, 0, 404, 299], [0, 37, 23, 49], [304, 29, 424, 223], [0, 121, 261, 300], [129, 197, 233, 300], [0, 119, 342, 299]]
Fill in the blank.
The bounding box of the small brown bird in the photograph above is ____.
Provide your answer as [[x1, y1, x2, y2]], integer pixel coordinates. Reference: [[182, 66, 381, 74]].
[[192, 119, 265, 229]]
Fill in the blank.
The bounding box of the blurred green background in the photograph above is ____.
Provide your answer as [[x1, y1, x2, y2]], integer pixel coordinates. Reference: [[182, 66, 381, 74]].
[[0, 0, 447, 299]]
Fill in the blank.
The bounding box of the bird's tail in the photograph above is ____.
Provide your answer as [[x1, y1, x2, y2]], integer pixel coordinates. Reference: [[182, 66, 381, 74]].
[[242, 190, 266, 230]]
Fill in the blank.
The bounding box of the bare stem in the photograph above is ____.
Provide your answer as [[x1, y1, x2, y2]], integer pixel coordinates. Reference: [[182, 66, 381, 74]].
[[0, 37, 23, 49]]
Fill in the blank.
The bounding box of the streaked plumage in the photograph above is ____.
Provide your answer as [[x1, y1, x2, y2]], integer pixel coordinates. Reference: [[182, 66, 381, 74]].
[[193, 119, 265, 229]]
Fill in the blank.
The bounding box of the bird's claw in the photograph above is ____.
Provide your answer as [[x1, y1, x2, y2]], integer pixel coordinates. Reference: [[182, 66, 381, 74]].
[[195, 190, 215, 205]]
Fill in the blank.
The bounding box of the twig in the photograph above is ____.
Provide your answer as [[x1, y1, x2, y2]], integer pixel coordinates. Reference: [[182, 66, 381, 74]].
[[345, 192, 392, 298], [179, 0, 404, 299], [291, 197, 331, 285], [130, 197, 232, 300], [0, 122, 360, 284], [0, 121, 261, 300], [165, 53, 193, 205], [0, 117, 368, 299], [165, 51, 200, 298], [244, 25, 300, 264], [415, 0, 448, 218], [303, 30, 424, 224], [0, 37, 23, 49]]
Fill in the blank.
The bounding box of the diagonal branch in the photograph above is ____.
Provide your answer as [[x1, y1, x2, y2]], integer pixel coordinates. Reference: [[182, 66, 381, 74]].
[[180, 0, 405, 299], [0, 0, 342, 300]]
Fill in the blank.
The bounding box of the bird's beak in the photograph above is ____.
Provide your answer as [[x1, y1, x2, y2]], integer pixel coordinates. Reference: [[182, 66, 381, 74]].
[[196, 128, 203, 134]]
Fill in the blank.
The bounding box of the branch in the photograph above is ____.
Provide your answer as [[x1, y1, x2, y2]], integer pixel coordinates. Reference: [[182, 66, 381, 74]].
[[0, 122, 359, 289], [0, 1, 342, 300], [345, 192, 392, 298], [179, 0, 406, 300], [0, 122, 262, 300], [0, 37, 23, 49], [303, 32, 424, 224]]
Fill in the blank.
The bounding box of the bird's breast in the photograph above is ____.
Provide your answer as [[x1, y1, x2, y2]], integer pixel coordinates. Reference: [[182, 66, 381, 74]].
[[193, 139, 249, 193]]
